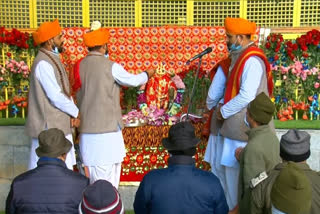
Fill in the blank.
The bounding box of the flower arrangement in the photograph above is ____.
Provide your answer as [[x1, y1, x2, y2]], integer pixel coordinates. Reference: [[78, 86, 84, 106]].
[[0, 59, 30, 86], [0, 59, 30, 116], [263, 29, 320, 121], [0, 27, 38, 56], [131, 73, 185, 126]]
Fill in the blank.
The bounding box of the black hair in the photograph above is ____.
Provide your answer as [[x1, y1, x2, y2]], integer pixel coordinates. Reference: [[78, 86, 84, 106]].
[[88, 45, 103, 52]]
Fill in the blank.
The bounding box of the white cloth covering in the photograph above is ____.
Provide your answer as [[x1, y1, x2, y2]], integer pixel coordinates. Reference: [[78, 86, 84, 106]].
[[87, 163, 122, 189], [204, 56, 264, 210]]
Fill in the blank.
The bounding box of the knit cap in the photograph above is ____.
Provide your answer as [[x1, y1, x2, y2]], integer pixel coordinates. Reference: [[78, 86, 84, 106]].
[[79, 180, 124, 214], [280, 129, 311, 162]]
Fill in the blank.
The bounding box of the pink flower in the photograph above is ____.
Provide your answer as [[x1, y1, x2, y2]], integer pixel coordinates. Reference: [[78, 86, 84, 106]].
[[280, 66, 289, 74], [139, 84, 146, 90], [21, 65, 29, 71], [271, 64, 278, 71], [291, 68, 297, 75], [283, 75, 287, 80], [171, 75, 185, 89], [294, 60, 303, 71], [314, 82, 320, 89], [295, 79, 300, 84], [0, 77, 3, 81]]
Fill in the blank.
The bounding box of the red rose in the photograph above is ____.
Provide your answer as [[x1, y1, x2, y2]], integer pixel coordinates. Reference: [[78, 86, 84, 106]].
[[6, 52, 11, 57], [286, 41, 292, 47], [301, 45, 308, 51], [302, 52, 309, 58], [279, 36, 284, 42], [275, 47, 280, 52], [265, 42, 271, 49], [274, 55, 279, 61], [312, 40, 319, 46], [292, 43, 298, 50]]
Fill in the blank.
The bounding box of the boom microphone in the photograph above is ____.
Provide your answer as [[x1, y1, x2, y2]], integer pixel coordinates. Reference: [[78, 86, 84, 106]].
[[185, 47, 212, 65]]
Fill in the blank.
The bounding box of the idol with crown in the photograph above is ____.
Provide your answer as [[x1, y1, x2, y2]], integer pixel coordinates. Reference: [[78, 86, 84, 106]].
[[125, 63, 185, 126]]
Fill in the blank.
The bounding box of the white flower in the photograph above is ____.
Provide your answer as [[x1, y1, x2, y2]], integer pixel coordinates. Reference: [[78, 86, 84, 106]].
[[90, 21, 101, 31]]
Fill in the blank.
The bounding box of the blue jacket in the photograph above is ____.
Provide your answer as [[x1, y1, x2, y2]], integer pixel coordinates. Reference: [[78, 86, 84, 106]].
[[6, 157, 89, 214], [134, 155, 229, 214]]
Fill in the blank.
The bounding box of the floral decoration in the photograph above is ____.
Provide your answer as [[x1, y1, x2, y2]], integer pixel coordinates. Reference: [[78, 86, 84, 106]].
[[0, 27, 38, 56], [0, 59, 30, 115], [263, 29, 320, 121]]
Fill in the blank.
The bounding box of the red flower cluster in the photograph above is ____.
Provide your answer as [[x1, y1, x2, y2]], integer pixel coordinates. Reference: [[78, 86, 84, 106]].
[[0, 27, 34, 50], [297, 29, 320, 49], [265, 33, 283, 52], [296, 29, 320, 63], [285, 41, 299, 60]]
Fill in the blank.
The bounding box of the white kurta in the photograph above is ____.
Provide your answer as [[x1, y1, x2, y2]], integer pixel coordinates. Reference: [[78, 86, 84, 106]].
[[28, 53, 79, 170], [204, 56, 264, 210], [79, 62, 148, 187]]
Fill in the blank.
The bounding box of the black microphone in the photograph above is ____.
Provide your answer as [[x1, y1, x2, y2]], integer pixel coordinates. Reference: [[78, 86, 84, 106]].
[[185, 47, 212, 65]]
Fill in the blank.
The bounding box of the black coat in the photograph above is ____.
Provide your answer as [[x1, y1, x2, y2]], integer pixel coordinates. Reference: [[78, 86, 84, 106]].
[[134, 155, 229, 214], [6, 157, 89, 214]]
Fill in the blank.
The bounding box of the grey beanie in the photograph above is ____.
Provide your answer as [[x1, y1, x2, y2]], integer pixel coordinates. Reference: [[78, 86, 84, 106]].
[[280, 129, 311, 162]]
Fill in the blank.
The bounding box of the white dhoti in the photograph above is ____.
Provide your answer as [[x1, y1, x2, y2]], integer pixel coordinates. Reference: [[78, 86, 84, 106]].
[[87, 163, 122, 188], [28, 133, 76, 170], [204, 133, 247, 210], [79, 128, 126, 189]]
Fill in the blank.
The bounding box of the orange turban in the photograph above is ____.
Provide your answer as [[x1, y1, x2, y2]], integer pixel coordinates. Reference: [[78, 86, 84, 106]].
[[224, 17, 256, 35], [84, 28, 110, 47], [32, 19, 62, 45]]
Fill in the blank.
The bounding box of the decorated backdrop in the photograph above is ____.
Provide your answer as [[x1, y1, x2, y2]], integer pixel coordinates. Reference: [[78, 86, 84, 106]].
[[0, 26, 260, 182]]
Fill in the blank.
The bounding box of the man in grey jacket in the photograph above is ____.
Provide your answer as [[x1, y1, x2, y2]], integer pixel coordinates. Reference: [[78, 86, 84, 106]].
[[25, 19, 80, 170], [77, 26, 155, 188]]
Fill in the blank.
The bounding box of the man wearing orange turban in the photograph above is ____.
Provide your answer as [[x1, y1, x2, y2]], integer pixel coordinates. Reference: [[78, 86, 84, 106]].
[[25, 19, 80, 171], [76, 22, 155, 188], [204, 17, 274, 213]]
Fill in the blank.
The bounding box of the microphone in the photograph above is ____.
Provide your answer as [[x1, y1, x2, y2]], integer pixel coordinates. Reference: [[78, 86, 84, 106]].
[[185, 47, 212, 65]]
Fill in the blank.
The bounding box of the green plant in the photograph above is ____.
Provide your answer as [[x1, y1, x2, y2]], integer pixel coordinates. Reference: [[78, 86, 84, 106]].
[[180, 66, 211, 114], [122, 86, 138, 113]]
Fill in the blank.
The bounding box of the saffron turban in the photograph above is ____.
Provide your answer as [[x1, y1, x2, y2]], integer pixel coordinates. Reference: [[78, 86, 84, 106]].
[[32, 19, 62, 45], [224, 17, 256, 35], [84, 28, 110, 47]]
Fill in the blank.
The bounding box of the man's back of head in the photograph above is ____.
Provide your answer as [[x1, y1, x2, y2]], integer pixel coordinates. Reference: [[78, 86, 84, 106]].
[[134, 122, 229, 214], [6, 128, 89, 214]]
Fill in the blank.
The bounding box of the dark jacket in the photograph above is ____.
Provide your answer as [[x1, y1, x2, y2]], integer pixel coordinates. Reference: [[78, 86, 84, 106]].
[[134, 155, 229, 214], [6, 157, 89, 214], [250, 162, 320, 214]]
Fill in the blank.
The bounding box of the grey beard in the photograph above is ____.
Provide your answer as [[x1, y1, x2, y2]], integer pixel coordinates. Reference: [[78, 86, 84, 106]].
[[228, 41, 255, 76]]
